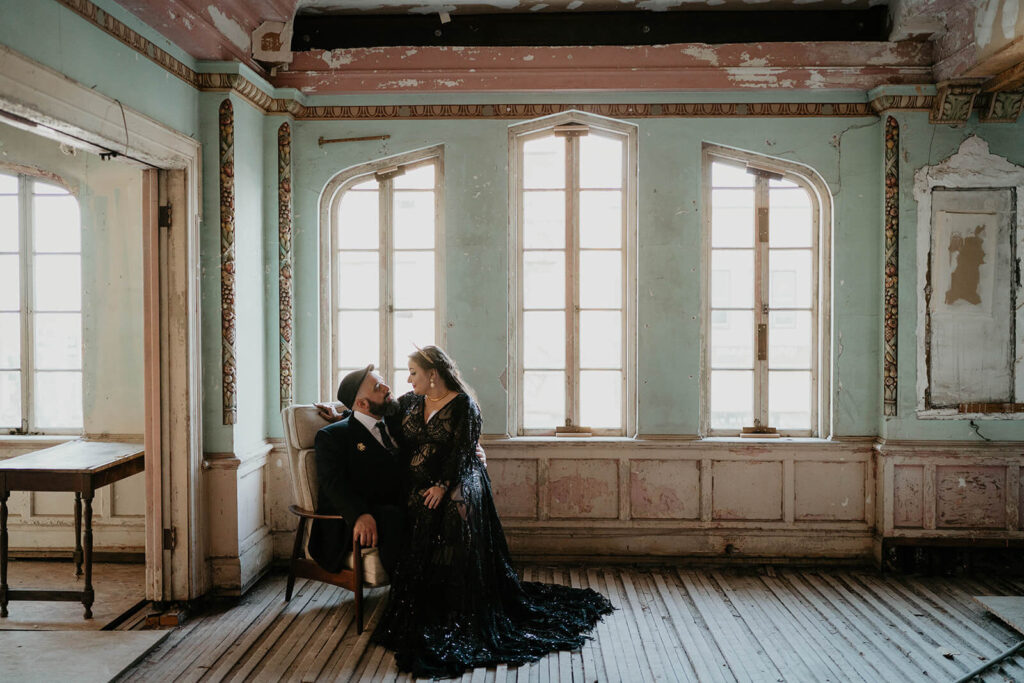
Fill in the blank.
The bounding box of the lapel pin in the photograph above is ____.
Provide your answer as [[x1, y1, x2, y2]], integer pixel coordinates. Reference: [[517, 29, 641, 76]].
[[357, 442, 366, 451]]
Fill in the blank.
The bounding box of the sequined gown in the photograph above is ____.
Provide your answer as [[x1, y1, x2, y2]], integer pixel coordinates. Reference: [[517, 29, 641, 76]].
[[371, 391, 613, 678]]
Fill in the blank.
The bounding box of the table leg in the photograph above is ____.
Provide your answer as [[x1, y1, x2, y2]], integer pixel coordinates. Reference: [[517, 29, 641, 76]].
[[82, 493, 93, 619], [0, 490, 8, 618], [73, 492, 83, 576]]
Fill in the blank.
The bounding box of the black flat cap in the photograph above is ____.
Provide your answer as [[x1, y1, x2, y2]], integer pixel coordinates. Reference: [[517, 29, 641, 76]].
[[338, 364, 374, 409]]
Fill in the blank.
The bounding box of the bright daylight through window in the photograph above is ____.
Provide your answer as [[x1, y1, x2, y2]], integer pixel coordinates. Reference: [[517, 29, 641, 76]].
[[0, 172, 83, 433]]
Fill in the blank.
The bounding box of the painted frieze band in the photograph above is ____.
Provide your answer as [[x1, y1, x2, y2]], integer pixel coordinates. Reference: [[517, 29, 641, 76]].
[[883, 115, 899, 417], [220, 99, 237, 425], [278, 122, 294, 412]]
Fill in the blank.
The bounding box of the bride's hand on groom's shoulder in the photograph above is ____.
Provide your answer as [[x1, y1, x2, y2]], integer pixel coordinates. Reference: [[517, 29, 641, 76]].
[[314, 402, 346, 423]]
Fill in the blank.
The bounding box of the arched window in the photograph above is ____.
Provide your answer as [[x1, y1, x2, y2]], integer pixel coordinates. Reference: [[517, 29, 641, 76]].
[[320, 147, 444, 397], [0, 171, 83, 433], [702, 144, 832, 437], [509, 112, 637, 436]]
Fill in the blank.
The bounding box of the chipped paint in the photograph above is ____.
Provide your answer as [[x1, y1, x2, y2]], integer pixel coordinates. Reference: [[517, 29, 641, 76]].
[[207, 5, 250, 52], [681, 45, 721, 66], [320, 49, 355, 67]]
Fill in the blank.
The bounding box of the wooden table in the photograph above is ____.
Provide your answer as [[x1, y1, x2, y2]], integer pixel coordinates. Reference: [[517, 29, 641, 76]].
[[0, 441, 145, 619]]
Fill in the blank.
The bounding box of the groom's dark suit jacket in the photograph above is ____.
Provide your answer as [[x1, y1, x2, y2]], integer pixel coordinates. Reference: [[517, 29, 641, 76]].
[[308, 412, 405, 574]]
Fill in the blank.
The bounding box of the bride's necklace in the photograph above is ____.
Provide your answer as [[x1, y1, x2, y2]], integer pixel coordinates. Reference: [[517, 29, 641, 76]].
[[425, 390, 453, 403]]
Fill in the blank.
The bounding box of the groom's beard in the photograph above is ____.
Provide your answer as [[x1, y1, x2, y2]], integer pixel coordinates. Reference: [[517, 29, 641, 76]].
[[367, 396, 399, 418]]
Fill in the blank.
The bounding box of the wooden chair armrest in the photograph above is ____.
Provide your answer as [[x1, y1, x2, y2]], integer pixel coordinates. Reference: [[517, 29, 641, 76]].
[[289, 504, 345, 521]]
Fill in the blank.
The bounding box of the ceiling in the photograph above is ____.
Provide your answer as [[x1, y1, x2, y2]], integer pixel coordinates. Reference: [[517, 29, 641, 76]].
[[106, 0, 1024, 100]]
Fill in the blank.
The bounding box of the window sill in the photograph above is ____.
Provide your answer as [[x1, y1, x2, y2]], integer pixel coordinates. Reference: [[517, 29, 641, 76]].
[[0, 434, 80, 449], [482, 435, 859, 447]]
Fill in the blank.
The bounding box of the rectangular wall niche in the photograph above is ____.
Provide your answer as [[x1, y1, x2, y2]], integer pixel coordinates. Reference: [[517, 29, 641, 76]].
[[926, 188, 1016, 407]]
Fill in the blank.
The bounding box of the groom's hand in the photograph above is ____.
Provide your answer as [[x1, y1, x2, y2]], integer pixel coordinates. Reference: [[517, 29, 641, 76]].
[[352, 513, 378, 547]]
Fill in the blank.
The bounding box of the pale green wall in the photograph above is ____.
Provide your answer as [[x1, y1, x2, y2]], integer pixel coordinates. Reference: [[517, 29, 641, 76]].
[[284, 112, 886, 437], [883, 112, 1024, 441], [0, 0, 200, 138]]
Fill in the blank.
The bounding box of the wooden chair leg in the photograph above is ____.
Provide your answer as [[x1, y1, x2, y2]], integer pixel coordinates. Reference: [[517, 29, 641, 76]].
[[353, 537, 363, 634], [286, 516, 308, 602]]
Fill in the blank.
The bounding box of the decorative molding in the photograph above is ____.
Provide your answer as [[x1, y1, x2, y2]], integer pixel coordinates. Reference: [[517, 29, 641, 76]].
[[930, 82, 982, 124], [278, 122, 294, 412], [870, 94, 933, 114], [979, 91, 1024, 123], [883, 116, 899, 418], [196, 73, 275, 112], [219, 99, 237, 426]]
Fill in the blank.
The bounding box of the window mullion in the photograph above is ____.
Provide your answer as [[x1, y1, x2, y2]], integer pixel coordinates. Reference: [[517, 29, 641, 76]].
[[19, 175, 32, 433], [754, 175, 769, 429], [567, 135, 580, 428], [381, 180, 393, 383]]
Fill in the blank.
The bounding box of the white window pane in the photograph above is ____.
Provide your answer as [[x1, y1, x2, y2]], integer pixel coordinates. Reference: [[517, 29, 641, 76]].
[[33, 194, 80, 253], [579, 191, 622, 249], [523, 251, 565, 309], [710, 310, 753, 369], [393, 163, 434, 189], [0, 255, 19, 310], [0, 371, 20, 428], [34, 313, 80, 370], [394, 251, 434, 309], [523, 311, 565, 369], [0, 195, 18, 251], [770, 177, 798, 189], [337, 190, 379, 249], [337, 311, 379, 368], [770, 188, 813, 248], [579, 251, 622, 309], [0, 313, 18, 368], [393, 310, 434, 366], [712, 189, 754, 248], [0, 174, 16, 194], [710, 370, 752, 431], [351, 176, 378, 191], [769, 370, 812, 430], [523, 191, 564, 249], [523, 370, 565, 429], [523, 136, 565, 189], [580, 370, 622, 430], [769, 250, 813, 309], [33, 180, 69, 195], [34, 254, 81, 312], [393, 190, 434, 249], [769, 311, 812, 370], [579, 134, 623, 189], [710, 250, 754, 309], [580, 310, 620, 369], [392, 371, 412, 398], [34, 370, 82, 429], [338, 251, 378, 309], [712, 162, 754, 188]]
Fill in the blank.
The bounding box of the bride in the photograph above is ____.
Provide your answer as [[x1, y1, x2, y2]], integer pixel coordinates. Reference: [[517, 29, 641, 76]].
[[371, 345, 613, 678]]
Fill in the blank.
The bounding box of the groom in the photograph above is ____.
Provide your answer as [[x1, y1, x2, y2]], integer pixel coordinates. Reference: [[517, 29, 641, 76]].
[[308, 364, 406, 575]]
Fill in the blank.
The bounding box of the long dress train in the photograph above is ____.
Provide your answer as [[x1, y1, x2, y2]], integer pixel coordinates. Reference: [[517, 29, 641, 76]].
[[371, 391, 613, 678]]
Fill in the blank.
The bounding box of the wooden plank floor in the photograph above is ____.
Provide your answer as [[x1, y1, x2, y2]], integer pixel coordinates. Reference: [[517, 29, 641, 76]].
[[117, 566, 1024, 682]]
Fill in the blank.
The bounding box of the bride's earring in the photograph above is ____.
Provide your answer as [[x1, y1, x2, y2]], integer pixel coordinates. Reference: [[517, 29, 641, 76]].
[[430, 376, 435, 389]]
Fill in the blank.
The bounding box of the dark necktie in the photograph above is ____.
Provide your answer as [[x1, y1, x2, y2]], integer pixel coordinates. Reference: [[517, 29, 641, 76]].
[[376, 421, 396, 453]]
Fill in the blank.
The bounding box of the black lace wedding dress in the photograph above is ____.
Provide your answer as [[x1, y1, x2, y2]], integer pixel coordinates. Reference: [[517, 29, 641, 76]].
[[371, 391, 613, 678]]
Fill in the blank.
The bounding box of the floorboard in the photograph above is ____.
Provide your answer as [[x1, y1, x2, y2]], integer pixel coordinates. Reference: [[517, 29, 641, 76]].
[[116, 566, 1024, 682]]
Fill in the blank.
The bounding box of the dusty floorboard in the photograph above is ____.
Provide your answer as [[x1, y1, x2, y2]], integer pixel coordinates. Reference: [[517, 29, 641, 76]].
[[117, 566, 1024, 682]]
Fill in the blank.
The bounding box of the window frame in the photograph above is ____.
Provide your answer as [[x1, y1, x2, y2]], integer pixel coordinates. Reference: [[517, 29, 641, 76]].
[[0, 169, 83, 435], [700, 143, 832, 438], [319, 146, 446, 400], [508, 111, 638, 437]]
